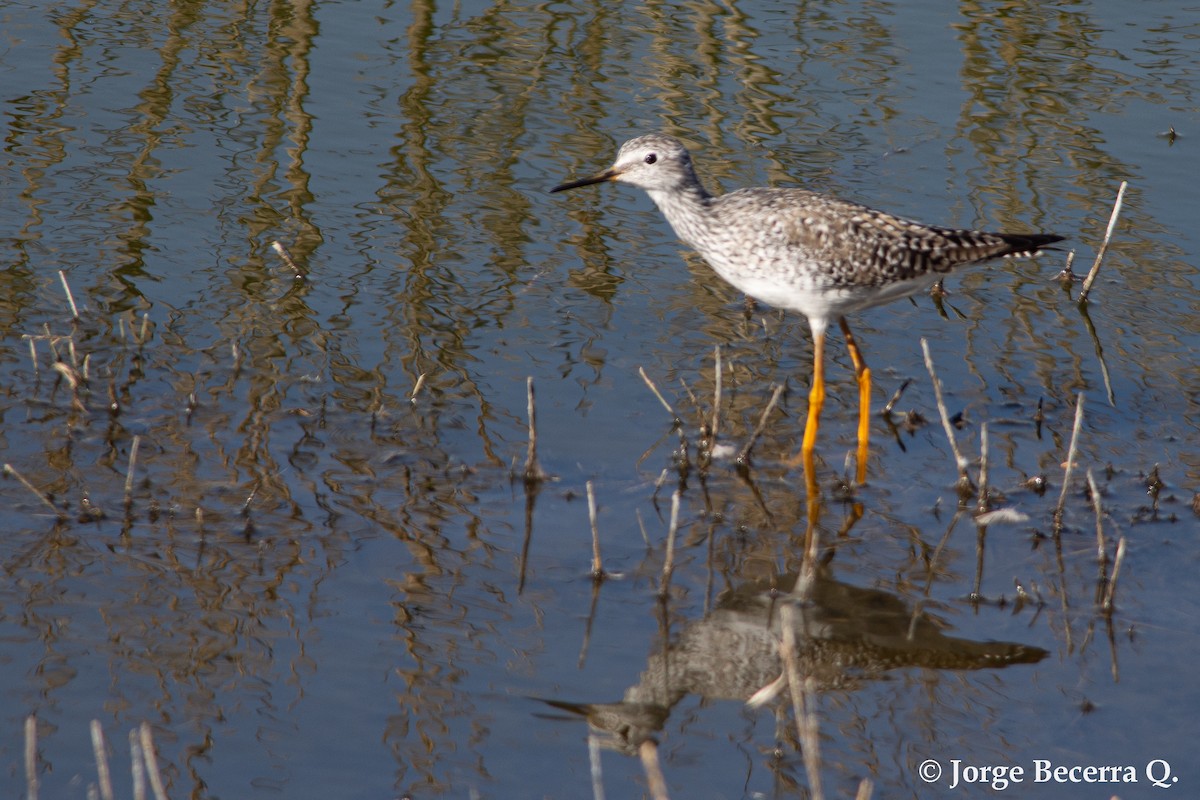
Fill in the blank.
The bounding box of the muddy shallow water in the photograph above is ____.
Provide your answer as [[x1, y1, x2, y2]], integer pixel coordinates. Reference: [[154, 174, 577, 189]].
[[1, 1, 1198, 798]]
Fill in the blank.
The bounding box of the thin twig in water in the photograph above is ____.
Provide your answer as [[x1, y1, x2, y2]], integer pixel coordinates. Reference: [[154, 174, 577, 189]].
[[638, 367, 677, 419], [920, 339, 971, 488], [737, 383, 785, 465], [639, 740, 670, 800], [409, 372, 427, 404], [523, 377, 547, 484], [1102, 537, 1126, 614], [59, 270, 80, 318], [780, 604, 824, 800], [881, 379, 911, 415], [130, 729, 146, 800], [1079, 181, 1128, 304], [124, 436, 142, 509], [1057, 249, 1076, 286], [139, 723, 169, 800], [91, 720, 115, 800], [26, 336, 39, 380], [710, 345, 722, 443], [659, 490, 681, 596], [1053, 393, 1085, 530], [977, 423, 990, 513], [635, 508, 650, 547], [587, 480, 603, 579], [587, 733, 606, 800], [25, 715, 38, 800], [1087, 469, 1106, 566], [4, 464, 60, 516], [271, 240, 305, 279]]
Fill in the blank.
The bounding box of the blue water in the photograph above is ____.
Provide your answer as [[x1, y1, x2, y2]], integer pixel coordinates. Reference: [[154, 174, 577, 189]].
[[0, 1, 1197, 798]]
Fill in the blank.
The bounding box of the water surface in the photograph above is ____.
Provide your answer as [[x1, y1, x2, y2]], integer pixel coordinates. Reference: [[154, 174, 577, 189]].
[[1, 1, 1197, 798]]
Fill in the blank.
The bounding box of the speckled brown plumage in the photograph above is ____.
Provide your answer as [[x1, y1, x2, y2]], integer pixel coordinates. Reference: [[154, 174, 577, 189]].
[[553, 134, 1062, 480]]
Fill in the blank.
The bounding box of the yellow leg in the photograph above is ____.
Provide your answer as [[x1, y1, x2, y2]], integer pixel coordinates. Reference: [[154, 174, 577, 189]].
[[839, 318, 871, 485], [801, 328, 825, 460], [786, 328, 825, 500]]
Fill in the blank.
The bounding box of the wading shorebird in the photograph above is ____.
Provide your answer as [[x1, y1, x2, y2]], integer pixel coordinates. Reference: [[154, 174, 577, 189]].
[[552, 134, 1062, 484]]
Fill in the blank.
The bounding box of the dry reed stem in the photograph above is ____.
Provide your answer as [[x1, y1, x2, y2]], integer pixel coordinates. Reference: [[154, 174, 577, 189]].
[[409, 372, 427, 403], [710, 345, 722, 442], [270, 240, 304, 278], [130, 729, 146, 800], [43, 324, 59, 360], [523, 377, 547, 484], [780, 604, 824, 800], [1057, 249, 1078, 292], [90, 720, 114, 800], [1087, 469, 1106, 565], [638, 739, 670, 800], [4, 464, 59, 516], [659, 490, 681, 596], [124, 435, 142, 508], [736, 383, 785, 465], [1102, 537, 1126, 613], [977, 423, 989, 512], [138, 723, 169, 800], [881, 378, 910, 415], [25, 715, 38, 800], [1054, 393, 1085, 530], [52, 361, 80, 391], [855, 778, 875, 800], [1079, 181, 1128, 303], [920, 339, 970, 485], [58, 270, 80, 318], [586, 480, 603, 578], [587, 733, 606, 800], [26, 337, 39, 379], [638, 367, 677, 419], [635, 508, 651, 547]]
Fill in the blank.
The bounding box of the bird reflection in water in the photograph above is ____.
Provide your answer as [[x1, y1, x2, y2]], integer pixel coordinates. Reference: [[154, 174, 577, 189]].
[[538, 566, 1046, 755]]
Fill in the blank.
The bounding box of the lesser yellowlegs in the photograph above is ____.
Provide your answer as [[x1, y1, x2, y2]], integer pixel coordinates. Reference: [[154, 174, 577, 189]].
[[552, 134, 1062, 482]]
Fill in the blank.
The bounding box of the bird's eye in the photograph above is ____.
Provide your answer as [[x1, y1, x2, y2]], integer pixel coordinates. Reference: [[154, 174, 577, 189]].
[[644, 153, 657, 165]]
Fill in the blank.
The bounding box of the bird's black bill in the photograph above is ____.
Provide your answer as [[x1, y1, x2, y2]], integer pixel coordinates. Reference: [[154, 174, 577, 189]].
[[550, 169, 617, 193]]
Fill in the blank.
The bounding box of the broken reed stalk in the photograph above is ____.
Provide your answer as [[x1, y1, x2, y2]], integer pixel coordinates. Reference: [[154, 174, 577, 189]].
[[124, 435, 142, 508], [586, 480, 603, 579], [130, 729, 146, 800], [780, 604, 825, 800], [1101, 537, 1126, 613], [710, 345, 722, 443], [523, 377, 547, 484], [409, 372, 427, 403], [1053, 393, 1085, 530], [25, 715, 38, 800], [1087, 469, 1106, 566], [270, 240, 305, 279], [4, 463, 60, 516], [659, 490, 681, 596], [920, 339, 970, 487], [58, 270, 80, 319], [587, 733, 606, 800], [26, 336, 39, 380], [977, 423, 989, 513], [736, 383, 785, 465], [881, 378, 911, 416], [638, 740, 670, 800], [638, 367, 678, 419], [139, 722, 169, 800], [1079, 181, 1128, 304], [855, 778, 875, 800], [91, 720, 115, 800]]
